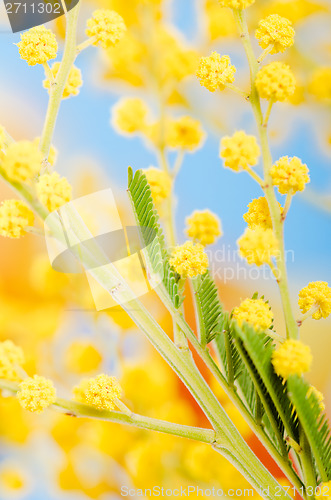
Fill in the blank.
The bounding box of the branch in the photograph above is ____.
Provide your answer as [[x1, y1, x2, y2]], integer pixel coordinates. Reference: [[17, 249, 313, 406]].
[[0, 379, 216, 444]]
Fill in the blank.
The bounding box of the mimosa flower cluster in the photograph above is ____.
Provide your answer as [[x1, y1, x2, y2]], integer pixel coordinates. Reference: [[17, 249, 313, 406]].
[[232, 298, 274, 331]]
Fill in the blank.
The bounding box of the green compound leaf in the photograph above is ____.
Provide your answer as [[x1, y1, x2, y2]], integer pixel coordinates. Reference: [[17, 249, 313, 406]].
[[127, 167, 184, 310], [214, 320, 244, 384], [287, 375, 331, 482], [193, 272, 225, 346], [232, 323, 299, 455]]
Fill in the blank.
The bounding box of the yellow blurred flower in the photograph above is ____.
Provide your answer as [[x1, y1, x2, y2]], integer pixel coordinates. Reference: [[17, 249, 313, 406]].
[[65, 341, 103, 374]]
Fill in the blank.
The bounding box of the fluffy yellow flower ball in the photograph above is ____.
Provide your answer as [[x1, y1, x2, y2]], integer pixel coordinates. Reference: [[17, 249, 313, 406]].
[[186, 209, 222, 246], [233, 298, 274, 331], [17, 375, 56, 413], [255, 14, 295, 54], [73, 374, 122, 410], [218, 0, 255, 8], [86, 10, 126, 49], [170, 241, 209, 278], [113, 98, 149, 134], [220, 131, 260, 171], [0, 200, 34, 239], [65, 341, 103, 374], [272, 340, 312, 379], [143, 167, 172, 206], [0, 340, 25, 381], [243, 197, 282, 230], [36, 172, 72, 212], [43, 63, 83, 99], [197, 52, 236, 92], [238, 227, 279, 266], [3, 141, 42, 182], [308, 67, 331, 101], [298, 281, 331, 320], [255, 62, 296, 101], [17, 26, 58, 66], [270, 156, 310, 194], [167, 116, 205, 152]]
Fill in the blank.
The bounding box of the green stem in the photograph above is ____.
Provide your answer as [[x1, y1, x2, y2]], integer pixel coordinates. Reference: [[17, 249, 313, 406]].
[[39, 3, 80, 159], [0, 379, 215, 444], [263, 99, 275, 128], [299, 427, 316, 499], [233, 9, 298, 341], [282, 192, 293, 222]]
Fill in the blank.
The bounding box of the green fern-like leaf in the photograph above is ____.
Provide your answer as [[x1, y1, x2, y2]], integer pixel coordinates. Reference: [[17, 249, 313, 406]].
[[127, 167, 183, 309], [287, 375, 331, 482], [193, 272, 225, 346], [214, 325, 244, 383], [233, 323, 299, 453]]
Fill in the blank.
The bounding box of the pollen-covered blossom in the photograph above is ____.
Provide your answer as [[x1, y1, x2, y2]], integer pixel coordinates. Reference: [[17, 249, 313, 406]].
[[143, 167, 172, 206], [255, 15, 295, 54], [3, 141, 42, 182], [298, 281, 331, 320], [255, 62, 296, 101], [218, 0, 255, 8], [170, 241, 209, 278], [196, 52, 236, 92], [17, 26, 58, 66], [272, 339, 312, 379], [186, 210, 222, 246], [43, 63, 83, 99], [86, 10, 126, 49], [307, 385, 325, 412], [0, 200, 34, 239], [167, 116, 205, 152], [36, 172, 72, 212], [113, 98, 149, 134], [73, 374, 122, 410], [220, 131, 260, 171], [0, 340, 25, 381], [33, 137, 57, 166], [243, 197, 282, 230], [308, 67, 331, 101], [17, 375, 56, 413], [270, 156, 310, 194], [232, 298, 273, 331], [238, 227, 279, 266]]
